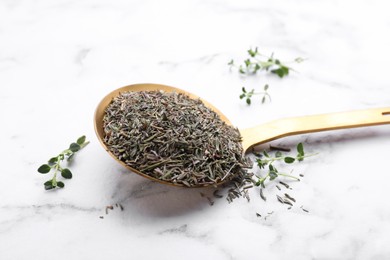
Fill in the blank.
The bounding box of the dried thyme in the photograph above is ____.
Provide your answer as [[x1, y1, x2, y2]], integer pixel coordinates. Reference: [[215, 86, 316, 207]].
[[103, 91, 251, 187]]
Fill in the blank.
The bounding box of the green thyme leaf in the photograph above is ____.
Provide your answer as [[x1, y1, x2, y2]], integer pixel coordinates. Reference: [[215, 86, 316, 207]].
[[268, 164, 275, 171], [77, 136, 86, 145], [254, 63, 261, 72], [257, 159, 266, 169], [44, 180, 54, 190], [269, 173, 277, 180], [56, 181, 65, 188], [48, 157, 58, 165], [269, 171, 278, 180], [248, 47, 258, 57], [38, 164, 51, 174], [271, 66, 289, 78], [297, 143, 304, 156], [61, 168, 72, 179], [69, 143, 81, 152], [284, 157, 295, 163]]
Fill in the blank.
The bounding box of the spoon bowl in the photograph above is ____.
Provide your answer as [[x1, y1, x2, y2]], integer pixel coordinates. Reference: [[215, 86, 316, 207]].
[[94, 83, 390, 187], [94, 83, 235, 187]]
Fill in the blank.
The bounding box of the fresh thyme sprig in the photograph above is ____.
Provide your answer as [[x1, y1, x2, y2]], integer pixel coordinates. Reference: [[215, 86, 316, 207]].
[[239, 85, 270, 105], [229, 47, 304, 105], [229, 47, 304, 78], [225, 143, 316, 204], [254, 143, 317, 188], [37, 136, 89, 190]]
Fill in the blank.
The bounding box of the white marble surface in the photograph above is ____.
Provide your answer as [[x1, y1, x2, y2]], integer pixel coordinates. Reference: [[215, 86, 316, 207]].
[[1, 0, 390, 259]]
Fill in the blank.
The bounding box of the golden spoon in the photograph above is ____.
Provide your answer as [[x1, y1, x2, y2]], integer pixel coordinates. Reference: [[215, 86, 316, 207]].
[[94, 83, 390, 186]]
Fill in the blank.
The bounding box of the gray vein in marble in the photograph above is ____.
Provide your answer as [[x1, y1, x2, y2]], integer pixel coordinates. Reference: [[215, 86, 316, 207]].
[[202, 1, 285, 17], [305, 74, 353, 90], [112, 189, 213, 218], [125, 184, 169, 200], [158, 223, 236, 259], [110, 177, 169, 200], [0, 215, 26, 234], [75, 48, 91, 65], [0, 0, 22, 10], [0, 57, 19, 72], [0, 203, 101, 234], [158, 53, 221, 68], [158, 223, 210, 245], [159, 224, 188, 234], [1, 203, 101, 213]]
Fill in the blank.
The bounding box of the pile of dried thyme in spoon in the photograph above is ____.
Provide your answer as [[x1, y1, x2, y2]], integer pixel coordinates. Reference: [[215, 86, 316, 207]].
[[103, 90, 251, 187]]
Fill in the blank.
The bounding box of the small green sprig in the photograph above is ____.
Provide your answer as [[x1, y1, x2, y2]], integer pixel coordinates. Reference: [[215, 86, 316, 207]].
[[229, 47, 304, 105], [37, 136, 89, 190], [254, 143, 316, 188], [229, 47, 303, 78], [239, 85, 271, 105]]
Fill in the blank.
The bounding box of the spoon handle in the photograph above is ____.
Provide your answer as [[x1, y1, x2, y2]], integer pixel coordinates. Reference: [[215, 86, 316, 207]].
[[241, 107, 390, 151]]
